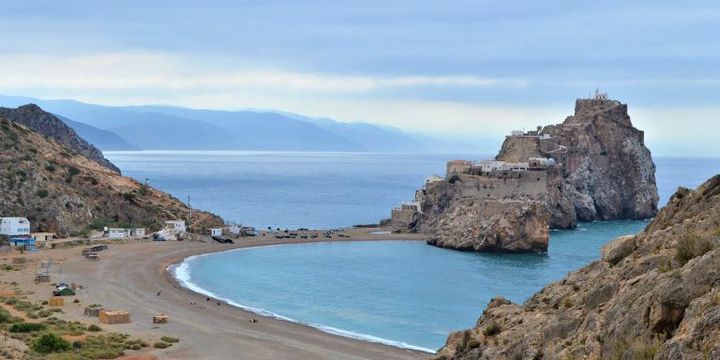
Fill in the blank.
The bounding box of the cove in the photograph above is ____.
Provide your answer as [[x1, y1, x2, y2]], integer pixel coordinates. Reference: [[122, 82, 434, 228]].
[[174, 220, 647, 351]]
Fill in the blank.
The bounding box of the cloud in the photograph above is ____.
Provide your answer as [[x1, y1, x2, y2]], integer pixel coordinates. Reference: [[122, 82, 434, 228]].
[[0, 53, 525, 94]]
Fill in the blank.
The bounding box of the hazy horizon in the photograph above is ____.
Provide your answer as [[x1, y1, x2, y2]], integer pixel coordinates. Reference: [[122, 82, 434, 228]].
[[1, 1, 718, 156]]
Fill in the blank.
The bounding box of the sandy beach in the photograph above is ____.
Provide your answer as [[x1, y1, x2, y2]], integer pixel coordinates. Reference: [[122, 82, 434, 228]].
[[0, 229, 431, 359]]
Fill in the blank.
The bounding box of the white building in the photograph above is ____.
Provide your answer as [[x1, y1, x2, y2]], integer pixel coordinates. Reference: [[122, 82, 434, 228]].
[[129, 228, 146, 237], [108, 228, 128, 239], [424, 175, 444, 184], [211, 228, 223, 237], [228, 225, 242, 235], [165, 220, 187, 233], [0, 217, 31, 236]]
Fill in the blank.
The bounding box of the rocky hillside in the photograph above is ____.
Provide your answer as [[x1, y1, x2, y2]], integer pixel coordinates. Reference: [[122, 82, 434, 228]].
[[0, 104, 120, 173], [0, 116, 223, 236], [434, 174, 720, 359]]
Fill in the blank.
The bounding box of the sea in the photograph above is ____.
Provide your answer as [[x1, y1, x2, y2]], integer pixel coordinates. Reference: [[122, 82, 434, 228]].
[[105, 151, 720, 352]]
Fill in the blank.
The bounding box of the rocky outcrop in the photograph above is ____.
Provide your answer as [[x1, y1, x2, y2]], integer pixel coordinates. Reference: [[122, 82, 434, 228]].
[[395, 95, 658, 253], [497, 98, 659, 228], [433, 174, 720, 360], [427, 199, 549, 253], [0, 104, 120, 173], [0, 116, 223, 236]]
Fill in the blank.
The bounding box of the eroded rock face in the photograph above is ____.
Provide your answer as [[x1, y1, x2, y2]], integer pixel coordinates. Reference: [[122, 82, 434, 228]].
[[433, 174, 720, 360], [0, 104, 120, 173], [427, 199, 549, 253], [497, 98, 659, 228]]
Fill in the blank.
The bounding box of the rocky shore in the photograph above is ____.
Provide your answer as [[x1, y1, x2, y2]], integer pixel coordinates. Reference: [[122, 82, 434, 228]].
[[433, 174, 720, 359]]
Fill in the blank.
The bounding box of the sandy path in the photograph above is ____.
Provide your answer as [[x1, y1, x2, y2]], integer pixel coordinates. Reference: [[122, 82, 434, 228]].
[[58, 235, 430, 360]]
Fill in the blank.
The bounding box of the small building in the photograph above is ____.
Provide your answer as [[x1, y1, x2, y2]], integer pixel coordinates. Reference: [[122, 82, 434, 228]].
[[107, 228, 128, 239], [424, 175, 443, 184], [211, 228, 223, 237], [228, 225, 242, 235], [31, 232, 56, 244], [99, 309, 131, 324], [128, 228, 145, 237], [164, 220, 187, 233], [0, 217, 31, 237], [510, 130, 525, 137]]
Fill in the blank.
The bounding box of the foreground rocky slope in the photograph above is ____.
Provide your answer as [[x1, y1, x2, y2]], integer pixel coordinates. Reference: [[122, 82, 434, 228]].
[[434, 175, 720, 359], [0, 104, 120, 173], [0, 116, 223, 236]]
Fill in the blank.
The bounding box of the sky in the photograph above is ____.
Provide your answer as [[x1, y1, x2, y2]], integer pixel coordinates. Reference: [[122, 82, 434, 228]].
[[0, 1, 719, 155]]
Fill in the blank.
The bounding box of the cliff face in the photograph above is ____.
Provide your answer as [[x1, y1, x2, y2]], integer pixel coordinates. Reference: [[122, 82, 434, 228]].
[[497, 98, 659, 228], [0, 116, 223, 236], [434, 174, 720, 360], [0, 104, 120, 173], [426, 199, 549, 253]]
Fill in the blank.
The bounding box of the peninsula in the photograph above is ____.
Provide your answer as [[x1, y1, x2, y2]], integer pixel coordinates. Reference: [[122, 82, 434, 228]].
[[391, 92, 659, 253]]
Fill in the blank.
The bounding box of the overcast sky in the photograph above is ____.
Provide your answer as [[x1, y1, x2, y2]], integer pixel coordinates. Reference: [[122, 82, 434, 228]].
[[0, 1, 719, 155]]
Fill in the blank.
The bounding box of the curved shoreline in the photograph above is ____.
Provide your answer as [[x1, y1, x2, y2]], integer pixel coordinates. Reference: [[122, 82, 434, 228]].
[[168, 241, 436, 354]]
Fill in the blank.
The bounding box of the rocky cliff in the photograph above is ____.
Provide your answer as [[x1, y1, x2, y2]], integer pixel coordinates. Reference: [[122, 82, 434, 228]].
[[426, 199, 549, 253], [0, 104, 120, 173], [0, 116, 223, 236], [496, 98, 658, 228], [395, 95, 658, 253], [434, 174, 720, 360]]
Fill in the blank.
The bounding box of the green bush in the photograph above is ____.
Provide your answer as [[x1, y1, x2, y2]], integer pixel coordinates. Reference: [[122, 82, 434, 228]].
[[160, 336, 179, 343], [32, 332, 72, 354], [676, 233, 714, 266], [36, 189, 49, 198], [122, 192, 136, 202], [482, 322, 502, 337], [153, 342, 171, 349], [10, 322, 47, 332], [0, 308, 12, 323], [87, 324, 102, 332]]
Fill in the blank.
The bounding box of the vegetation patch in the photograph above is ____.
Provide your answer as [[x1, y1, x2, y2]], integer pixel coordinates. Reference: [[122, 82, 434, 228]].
[[9, 322, 47, 333], [676, 232, 714, 266], [483, 322, 502, 337]]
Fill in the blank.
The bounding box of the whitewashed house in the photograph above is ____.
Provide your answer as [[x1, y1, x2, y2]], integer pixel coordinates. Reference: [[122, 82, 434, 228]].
[[129, 228, 146, 237], [0, 217, 31, 236], [228, 225, 242, 235], [108, 228, 128, 239], [211, 228, 223, 237], [165, 220, 187, 233]]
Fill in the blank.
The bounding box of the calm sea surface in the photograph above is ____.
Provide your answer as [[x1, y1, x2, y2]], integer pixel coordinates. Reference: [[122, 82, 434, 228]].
[[106, 151, 720, 351]]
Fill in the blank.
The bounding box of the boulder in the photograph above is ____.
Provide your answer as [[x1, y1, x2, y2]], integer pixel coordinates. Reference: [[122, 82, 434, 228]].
[[601, 235, 636, 265]]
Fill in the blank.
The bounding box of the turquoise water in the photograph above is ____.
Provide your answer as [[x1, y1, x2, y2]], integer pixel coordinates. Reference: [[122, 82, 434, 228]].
[[104, 151, 720, 351], [176, 221, 646, 352]]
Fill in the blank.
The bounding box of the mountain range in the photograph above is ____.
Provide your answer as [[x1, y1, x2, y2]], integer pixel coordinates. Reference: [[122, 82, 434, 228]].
[[0, 95, 490, 153]]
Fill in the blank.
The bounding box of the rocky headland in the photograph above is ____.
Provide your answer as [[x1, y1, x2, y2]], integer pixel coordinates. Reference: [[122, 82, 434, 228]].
[[0, 104, 120, 173], [0, 108, 223, 236], [391, 93, 659, 253], [433, 173, 720, 359]]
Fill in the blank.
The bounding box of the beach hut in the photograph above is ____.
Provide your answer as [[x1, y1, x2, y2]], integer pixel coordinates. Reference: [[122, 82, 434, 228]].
[[99, 309, 131, 324]]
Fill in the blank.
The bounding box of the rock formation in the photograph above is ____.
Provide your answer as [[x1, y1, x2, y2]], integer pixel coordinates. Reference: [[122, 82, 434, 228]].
[[0, 104, 120, 173], [427, 199, 549, 253], [391, 93, 659, 253], [433, 174, 720, 359], [497, 96, 658, 228], [0, 115, 223, 236]]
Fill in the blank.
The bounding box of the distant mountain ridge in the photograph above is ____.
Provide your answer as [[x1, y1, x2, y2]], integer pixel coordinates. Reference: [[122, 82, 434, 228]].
[[0, 95, 436, 152]]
